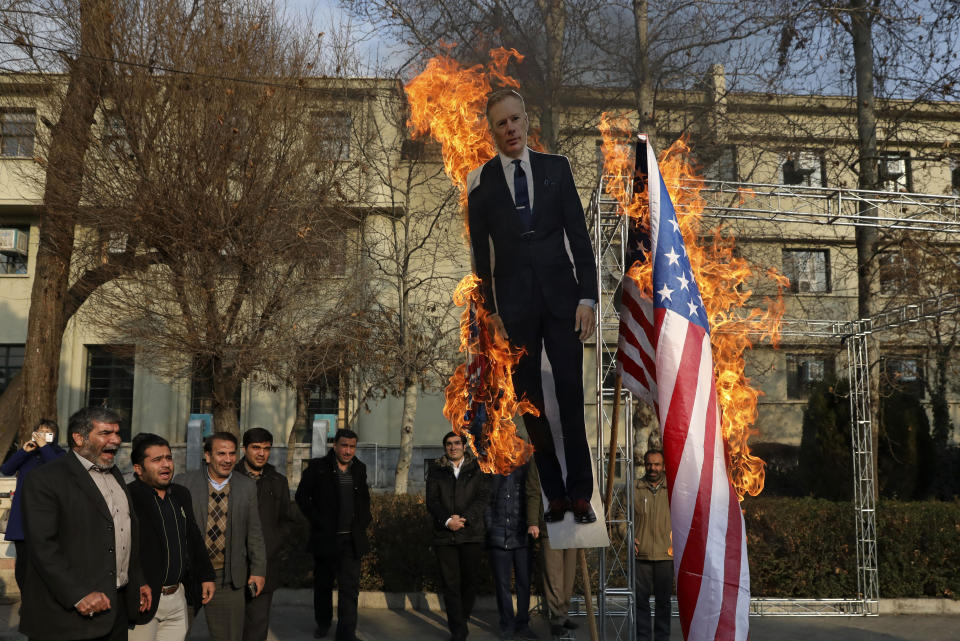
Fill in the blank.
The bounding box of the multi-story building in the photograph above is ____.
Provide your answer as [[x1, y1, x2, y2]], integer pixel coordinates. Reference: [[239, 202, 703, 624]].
[[2, 69, 959, 491]]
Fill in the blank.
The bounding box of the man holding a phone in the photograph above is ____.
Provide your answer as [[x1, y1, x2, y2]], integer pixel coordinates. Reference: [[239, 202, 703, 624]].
[[175, 432, 266, 641]]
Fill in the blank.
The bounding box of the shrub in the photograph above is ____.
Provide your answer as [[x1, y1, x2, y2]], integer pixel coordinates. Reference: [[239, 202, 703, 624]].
[[279, 493, 960, 599]]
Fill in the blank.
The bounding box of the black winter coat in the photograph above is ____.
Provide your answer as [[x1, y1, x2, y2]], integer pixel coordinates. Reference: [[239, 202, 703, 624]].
[[295, 450, 372, 558], [426, 454, 491, 546], [128, 479, 215, 624], [236, 461, 294, 592], [483, 463, 530, 550]]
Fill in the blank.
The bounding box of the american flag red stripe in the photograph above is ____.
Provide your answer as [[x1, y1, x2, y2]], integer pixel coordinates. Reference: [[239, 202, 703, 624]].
[[615, 136, 750, 641]]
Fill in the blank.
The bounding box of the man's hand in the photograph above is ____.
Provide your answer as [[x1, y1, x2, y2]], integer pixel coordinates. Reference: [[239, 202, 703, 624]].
[[485, 313, 509, 341], [138, 585, 152, 612], [248, 575, 266, 597], [528, 525, 540, 539], [201, 581, 216, 604], [76, 591, 111, 617], [447, 515, 466, 531], [574, 304, 595, 342], [634, 538, 640, 557]]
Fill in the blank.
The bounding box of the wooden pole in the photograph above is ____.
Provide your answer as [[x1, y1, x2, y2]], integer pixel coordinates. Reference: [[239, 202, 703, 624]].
[[604, 373, 623, 520], [578, 548, 598, 641]]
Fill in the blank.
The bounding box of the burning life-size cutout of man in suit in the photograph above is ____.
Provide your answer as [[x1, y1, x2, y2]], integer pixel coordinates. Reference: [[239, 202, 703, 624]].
[[467, 89, 598, 524]]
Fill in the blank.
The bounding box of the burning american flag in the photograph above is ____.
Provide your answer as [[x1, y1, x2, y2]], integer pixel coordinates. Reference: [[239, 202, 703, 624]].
[[617, 136, 750, 641]]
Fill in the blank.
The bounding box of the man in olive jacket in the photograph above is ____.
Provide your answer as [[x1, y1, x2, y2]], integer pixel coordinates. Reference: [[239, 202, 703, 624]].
[[295, 429, 371, 641], [237, 428, 295, 641], [634, 450, 672, 641], [426, 432, 491, 641]]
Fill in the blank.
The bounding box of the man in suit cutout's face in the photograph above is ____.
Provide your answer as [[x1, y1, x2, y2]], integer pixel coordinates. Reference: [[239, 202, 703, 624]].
[[487, 95, 528, 159], [73, 420, 122, 468]]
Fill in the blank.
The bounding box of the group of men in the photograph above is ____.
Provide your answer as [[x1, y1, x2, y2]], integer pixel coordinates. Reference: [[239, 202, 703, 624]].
[[15, 407, 369, 641], [14, 85, 675, 641]]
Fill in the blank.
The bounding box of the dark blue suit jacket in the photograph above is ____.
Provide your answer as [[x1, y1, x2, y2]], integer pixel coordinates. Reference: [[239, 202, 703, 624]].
[[467, 150, 597, 324]]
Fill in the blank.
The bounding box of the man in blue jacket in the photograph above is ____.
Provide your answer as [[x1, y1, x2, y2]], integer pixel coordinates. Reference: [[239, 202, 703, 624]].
[[484, 461, 537, 641]]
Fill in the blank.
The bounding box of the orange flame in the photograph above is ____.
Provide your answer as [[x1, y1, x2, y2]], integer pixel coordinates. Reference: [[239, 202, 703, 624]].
[[405, 50, 535, 474], [599, 114, 787, 499], [405, 47, 522, 215]]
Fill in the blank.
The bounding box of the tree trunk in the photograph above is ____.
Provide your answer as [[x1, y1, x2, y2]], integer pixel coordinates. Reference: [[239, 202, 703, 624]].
[[0, 374, 25, 457], [850, 0, 880, 496], [632, 0, 656, 146], [211, 374, 242, 437], [536, 0, 565, 152], [17, 0, 113, 442], [286, 384, 310, 479], [393, 378, 419, 494]]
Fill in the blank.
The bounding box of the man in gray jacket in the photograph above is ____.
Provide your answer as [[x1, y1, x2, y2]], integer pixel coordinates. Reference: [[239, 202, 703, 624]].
[[175, 432, 266, 641]]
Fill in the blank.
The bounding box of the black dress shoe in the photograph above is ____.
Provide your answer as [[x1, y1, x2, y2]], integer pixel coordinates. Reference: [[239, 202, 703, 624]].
[[549, 623, 566, 636], [562, 619, 579, 630], [571, 499, 597, 524], [314, 626, 329, 639], [543, 498, 569, 523]]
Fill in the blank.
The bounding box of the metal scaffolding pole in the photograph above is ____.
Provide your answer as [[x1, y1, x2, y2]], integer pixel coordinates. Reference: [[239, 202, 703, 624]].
[[593, 177, 636, 641], [590, 168, 960, 622]]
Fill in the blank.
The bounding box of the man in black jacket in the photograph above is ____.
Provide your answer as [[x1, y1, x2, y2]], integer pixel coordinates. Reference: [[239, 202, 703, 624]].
[[236, 428, 294, 641], [20, 407, 151, 641], [128, 434, 216, 641], [485, 462, 537, 641], [295, 429, 371, 641], [426, 432, 491, 641]]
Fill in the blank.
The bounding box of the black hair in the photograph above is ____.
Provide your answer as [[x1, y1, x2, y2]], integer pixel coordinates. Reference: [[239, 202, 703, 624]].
[[67, 407, 122, 449], [333, 428, 358, 444], [204, 431, 238, 453], [131, 433, 171, 467], [242, 427, 273, 447], [442, 431, 463, 447], [644, 449, 664, 465], [34, 418, 60, 442]]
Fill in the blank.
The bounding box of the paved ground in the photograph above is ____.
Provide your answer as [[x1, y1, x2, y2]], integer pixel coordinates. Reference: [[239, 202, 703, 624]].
[[2, 597, 960, 640]]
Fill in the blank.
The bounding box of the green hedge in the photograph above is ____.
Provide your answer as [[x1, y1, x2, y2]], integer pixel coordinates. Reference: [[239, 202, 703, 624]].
[[279, 494, 960, 599]]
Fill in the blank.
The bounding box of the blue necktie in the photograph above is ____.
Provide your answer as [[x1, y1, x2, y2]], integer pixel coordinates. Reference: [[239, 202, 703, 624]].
[[512, 159, 532, 231]]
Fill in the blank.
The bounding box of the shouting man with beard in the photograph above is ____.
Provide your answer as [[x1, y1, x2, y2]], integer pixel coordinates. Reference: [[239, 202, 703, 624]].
[[20, 407, 152, 641]]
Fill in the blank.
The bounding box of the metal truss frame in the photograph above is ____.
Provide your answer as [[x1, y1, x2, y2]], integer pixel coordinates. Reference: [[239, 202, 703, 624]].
[[589, 173, 960, 638]]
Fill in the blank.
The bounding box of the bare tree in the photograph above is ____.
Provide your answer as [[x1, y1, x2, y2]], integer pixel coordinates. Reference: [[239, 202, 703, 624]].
[[352, 83, 464, 493], [74, 0, 367, 436], [0, 0, 120, 452]]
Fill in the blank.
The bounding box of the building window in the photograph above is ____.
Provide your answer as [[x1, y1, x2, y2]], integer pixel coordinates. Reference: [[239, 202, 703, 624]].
[[782, 249, 830, 293], [786, 353, 834, 399], [703, 145, 738, 183], [102, 112, 131, 158], [0, 226, 29, 274], [85, 345, 135, 441], [879, 151, 911, 192], [314, 111, 352, 160], [881, 356, 924, 398], [0, 344, 25, 395], [878, 251, 909, 292], [951, 158, 959, 197], [289, 371, 342, 443], [1, 111, 35, 158], [781, 151, 826, 187]]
